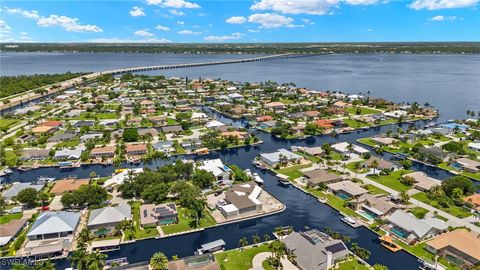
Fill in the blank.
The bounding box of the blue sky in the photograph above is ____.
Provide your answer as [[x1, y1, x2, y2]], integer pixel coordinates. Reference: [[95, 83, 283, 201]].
[[1, 0, 479, 42]]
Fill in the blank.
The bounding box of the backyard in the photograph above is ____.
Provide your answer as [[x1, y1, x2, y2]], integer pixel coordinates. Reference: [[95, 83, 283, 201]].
[[214, 244, 270, 270], [366, 170, 413, 192], [161, 207, 216, 235]]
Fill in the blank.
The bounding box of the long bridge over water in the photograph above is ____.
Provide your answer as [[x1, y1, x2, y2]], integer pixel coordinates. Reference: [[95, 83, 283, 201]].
[[0, 53, 329, 112]]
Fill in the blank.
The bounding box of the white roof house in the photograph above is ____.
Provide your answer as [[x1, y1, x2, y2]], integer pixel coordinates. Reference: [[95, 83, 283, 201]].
[[387, 210, 446, 241], [3, 182, 44, 200], [260, 149, 302, 167], [205, 120, 225, 128], [468, 142, 480, 152], [54, 145, 86, 160], [384, 110, 408, 119], [227, 93, 244, 100], [27, 211, 80, 240], [191, 112, 208, 120], [104, 168, 143, 187], [197, 159, 231, 181], [331, 142, 369, 155], [87, 204, 132, 229]]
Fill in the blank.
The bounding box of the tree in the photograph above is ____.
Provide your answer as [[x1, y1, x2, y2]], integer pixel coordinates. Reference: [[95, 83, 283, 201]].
[[33, 259, 55, 270], [69, 248, 88, 270], [369, 159, 379, 174], [230, 165, 249, 182], [238, 237, 249, 250], [16, 188, 38, 207], [141, 183, 170, 204], [373, 264, 389, 270], [89, 171, 97, 179], [351, 242, 371, 260], [150, 252, 169, 270], [187, 199, 206, 227], [346, 143, 355, 158], [123, 128, 139, 142], [171, 182, 202, 207], [192, 169, 215, 189], [441, 176, 475, 197], [399, 190, 410, 205], [77, 227, 91, 245], [263, 234, 271, 242], [0, 195, 6, 214], [85, 251, 107, 270], [252, 234, 261, 245]]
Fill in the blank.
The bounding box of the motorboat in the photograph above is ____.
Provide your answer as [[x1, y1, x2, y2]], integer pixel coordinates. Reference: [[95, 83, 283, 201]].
[[253, 172, 264, 184], [276, 174, 290, 185], [341, 216, 356, 225]]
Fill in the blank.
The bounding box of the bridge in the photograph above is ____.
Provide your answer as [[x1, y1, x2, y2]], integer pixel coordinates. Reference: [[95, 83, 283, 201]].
[[0, 53, 328, 112], [103, 52, 329, 75]]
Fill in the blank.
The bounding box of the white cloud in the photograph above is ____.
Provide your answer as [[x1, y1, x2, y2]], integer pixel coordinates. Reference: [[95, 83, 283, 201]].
[[19, 32, 33, 41], [89, 37, 171, 43], [130, 7, 146, 17], [226, 16, 247, 24], [134, 30, 155, 37], [301, 18, 315, 25], [429, 15, 458, 20], [286, 24, 305, 28], [250, 0, 340, 15], [156, 25, 170, 31], [345, 0, 379, 5], [248, 29, 260, 33], [146, 0, 200, 9], [5, 8, 41, 19], [409, 0, 478, 10], [204, 32, 244, 42], [177, 20, 185, 25], [0, 20, 12, 33], [178, 30, 201, 34], [366, 28, 373, 31], [169, 9, 185, 16], [248, 13, 294, 28], [37, 15, 103, 32]]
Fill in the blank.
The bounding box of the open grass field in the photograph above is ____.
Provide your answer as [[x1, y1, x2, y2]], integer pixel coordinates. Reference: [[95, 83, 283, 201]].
[[0, 213, 23, 224], [161, 207, 216, 235], [0, 119, 19, 131], [346, 107, 382, 115], [214, 244, 271, 270], [366, 170, 413, 192]]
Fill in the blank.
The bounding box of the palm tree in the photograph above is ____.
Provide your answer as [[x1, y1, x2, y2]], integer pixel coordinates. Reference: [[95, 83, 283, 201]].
[[69, 248, 87, 270], [399, 190, 410, 205], [252, 234, 261, 245], [150, 252, 169, 270], [86, 251, 108, 270], [33, 259, 55, 270], [238, 237, 249, 250], [346, 143, 355, 158], [77, 227, 91, 244], [263, 234, 271, 242], [370, 159, 379, 175]]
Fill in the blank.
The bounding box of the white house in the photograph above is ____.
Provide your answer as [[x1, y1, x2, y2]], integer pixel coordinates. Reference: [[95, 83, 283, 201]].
[[197, 159, 231, 181], [331, 142, 369, 155], [259, 149, 302, 167]]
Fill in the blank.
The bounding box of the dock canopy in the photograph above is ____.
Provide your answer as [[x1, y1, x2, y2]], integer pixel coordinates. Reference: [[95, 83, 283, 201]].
[[200, 239, 226, 252]]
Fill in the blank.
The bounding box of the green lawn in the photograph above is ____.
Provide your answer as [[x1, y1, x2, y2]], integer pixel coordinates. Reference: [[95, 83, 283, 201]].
[[411, 192, 472, 218], [306, 187, 367, 221], [0, 213, 23, 224], [346, 107, 382, 115], [346, 161, 369, 173], [337, 258, 370, 270], [161, 207, 216, 235], [0, 119, 19, 131], [4, 150, 18, 167], [343, 119, 370, 128], [55, 139, 80, 148], [362, 184, 388, 195], [274, 164, 312, 180], [366, 170, 413, 192], [75, 112, 118, 120], [410, 207, 429, 219], [328, 152, 344, 161], [214, 244, 271, 270], [126, 201, 160, 239]]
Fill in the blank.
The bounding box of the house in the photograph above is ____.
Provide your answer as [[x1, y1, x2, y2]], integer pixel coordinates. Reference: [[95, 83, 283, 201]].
[[48, 132, 77, 143], [258, 120, 277, 129], [21, 149, 50, 161], [2, 183, 44, 200], [402, 172, 441, 192], [125, 144, 148, 156], [314, 119, 334, 129], [298, 146, 323, 157], [326, 180, 368, 199], [349, 194, 398, 219], [425, 229, 480, 269], [167, 254, 220, 270], [181, 139, 203, 151], [140, 100, 155, 113], [27, 211, 80, 240], [264, 101, 286, 110], [39, 120, 63, 128], [259, 149, 302, 167], [197, 159, 231, 181], [281, 229, 349, 270], [371, 136, 398, 146], [456, 158, 480, 173], [418, 147, 450, 162], [221, 131, 248, 140], [302, 169, 343, 186], [256, 115, 273, 122], [72, 120, 95, 128], [80, 133, 103, 142], [161, 125, 183, 134], [153, 141, 175, 153], [54, 145, 85, 160], [331, 142, 369, 155], [138, 128, 159, 138], [99, 119, 119, 127], [468, 142, 480, 152], [87, 204, 132, 230], [50, 179, 89, 195], [32, 125, 57, 135], [463, 194, 480, 211], [17, 134, 35, 144], [90, 146, 116, 159], [363, 156, 395, 171], [149, 115, 167, 126], [205, 120, 225, 129], [0, 219, 28, 247], [220, 182, 262, 219], [386, 210, 447, 244], [140, 203, 178, 227], [304, 110, 321, 119]]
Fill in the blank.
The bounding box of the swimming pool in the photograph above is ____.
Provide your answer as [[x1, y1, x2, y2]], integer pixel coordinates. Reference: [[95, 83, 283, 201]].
[[390, 227, 409, 239], [358, 210, 376, 220], [336, 192, 350, 200]]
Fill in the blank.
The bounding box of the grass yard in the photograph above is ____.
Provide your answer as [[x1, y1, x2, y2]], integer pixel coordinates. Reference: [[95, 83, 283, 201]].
[[126, 201, 160, 239], [161, 207, 216, 235], [274, 164, 312, 180], [346, 107, 382, 115], [214, 244, 271, 270], [346, 161, 369, 173], [410, 207, 429, 219], [411, 192, 472, 218], [363, 184, 389, 195], [0, 119, 19, 131], [337, 258, 370, 270], [55, 139, 80, 148], [343, 119, 370, 128], [306, 187, 367, 221], [366, 170, 413, 192], [328, 152, 344, 161], [0, 213, 23, 224], [4, 150, 18, 167]]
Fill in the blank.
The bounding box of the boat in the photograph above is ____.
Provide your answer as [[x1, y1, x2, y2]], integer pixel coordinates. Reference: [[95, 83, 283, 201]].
[[379, 235, 402, 252], [253, 172, 264, 184], [195, 239, 225, 255], [0, 167, 13, 176], [252, 160, 266, 170], [418, 259, 445, 270], [341, 216, 356, 225], [245, 169, 253, 178], [276, 174, 290, 185], [194, 147, 210, 155], [38, 176, 56, 183]]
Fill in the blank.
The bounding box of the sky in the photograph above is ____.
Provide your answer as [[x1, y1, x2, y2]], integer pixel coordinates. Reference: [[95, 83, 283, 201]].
[[0, 0, 479, 43]]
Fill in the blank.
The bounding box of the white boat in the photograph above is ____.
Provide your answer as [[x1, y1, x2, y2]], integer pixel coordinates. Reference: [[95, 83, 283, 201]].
[[253, 173, 264, 184], [418, 259, 445, 270], [245, 169, 253, 178], [341, 216, 356, 225], [0, 167, 13, 176], [38, 176, 56, 182], [276, 174, 290, 185]]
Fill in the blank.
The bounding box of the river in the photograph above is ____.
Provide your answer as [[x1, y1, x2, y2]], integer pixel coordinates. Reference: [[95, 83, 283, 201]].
[[1, 52, 479, 269]]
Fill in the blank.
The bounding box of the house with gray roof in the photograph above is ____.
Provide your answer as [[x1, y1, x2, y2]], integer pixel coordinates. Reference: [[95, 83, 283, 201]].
[[386, 210, 447, 244], [87, 204, 132, 230], [47, 132, 77, 143], [3, 182, 44, 200], [54, 145, 86, 160], [153, 141, 174, 153], [27, 211, 80, 240], [259, 149, 302, 167], [281, 229, 349, 270]]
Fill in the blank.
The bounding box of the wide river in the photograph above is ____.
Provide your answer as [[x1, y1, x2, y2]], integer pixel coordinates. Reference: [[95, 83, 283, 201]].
[[1, 52, 479, 269], [1, 52, 479, 121]]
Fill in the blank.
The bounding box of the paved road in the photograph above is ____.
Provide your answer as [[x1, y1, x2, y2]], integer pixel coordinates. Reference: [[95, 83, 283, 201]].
[[251, 252, 298, 270]]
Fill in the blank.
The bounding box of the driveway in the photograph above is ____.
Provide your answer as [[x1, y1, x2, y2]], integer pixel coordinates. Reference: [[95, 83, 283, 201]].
[[250, 252, 298, 270]]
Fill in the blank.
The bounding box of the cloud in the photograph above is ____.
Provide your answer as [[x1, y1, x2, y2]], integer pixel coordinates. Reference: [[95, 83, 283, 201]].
[[37, 15, 103, 32], [429, 15, 458, 20], [169, 9, 185, 15], [345, 0, 379, 5], [226, 16, 247, 24], [204, 32, 244, 42], [146, 0, 200, 9], [19, 32, 33, 41], [248, 13, 294, 28], [0, 20, 12, 33], [156, 25, 170, 31], [409, 0, 478, 10], [130, 7, 146, 17], [178, 30, 201, 34], [5, 7, 41, 19], [89, 37, 171, 43], [250, 0, 340, 15], [134, 30, 155, 37], [177, 20, 185, 25], [286, 24, 305, 28]]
